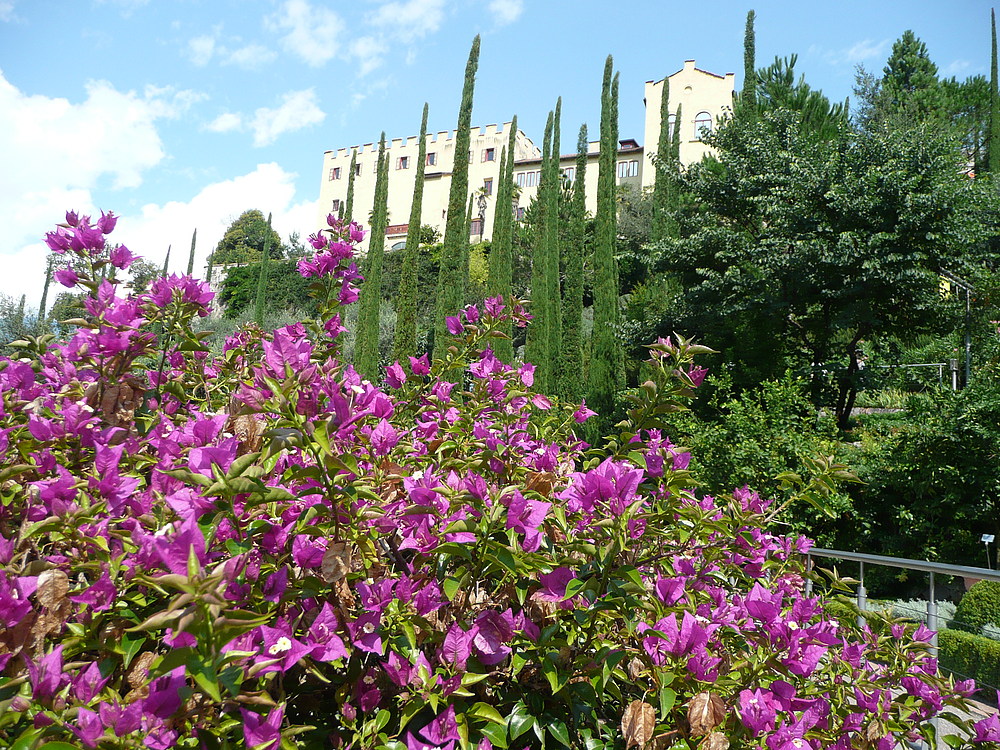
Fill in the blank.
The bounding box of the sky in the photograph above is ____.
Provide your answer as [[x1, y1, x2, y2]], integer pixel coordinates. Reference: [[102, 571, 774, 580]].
[[0, 0, 992, 308]]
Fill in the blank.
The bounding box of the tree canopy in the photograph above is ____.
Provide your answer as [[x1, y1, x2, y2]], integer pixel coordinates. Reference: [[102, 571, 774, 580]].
[[212, 209, 286, 265]]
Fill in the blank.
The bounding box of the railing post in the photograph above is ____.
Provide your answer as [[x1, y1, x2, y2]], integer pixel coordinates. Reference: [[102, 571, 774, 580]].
[[857, 561, 866, 628], [805, 554, 813, 597]]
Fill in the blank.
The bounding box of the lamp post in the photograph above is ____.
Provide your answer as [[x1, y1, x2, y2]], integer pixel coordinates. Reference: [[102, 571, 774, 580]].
[[940, 269, 974, 388]]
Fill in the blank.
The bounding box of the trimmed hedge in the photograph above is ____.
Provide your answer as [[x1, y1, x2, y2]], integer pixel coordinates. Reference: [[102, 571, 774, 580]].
[[953, 580, 1000, 635], [939, 628, 1000, 691]]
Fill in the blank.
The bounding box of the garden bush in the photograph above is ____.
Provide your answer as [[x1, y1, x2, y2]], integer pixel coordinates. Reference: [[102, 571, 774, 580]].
[[954, 581, 1000, 636], [0, 210, 994, 749], [939, 629, 1000, 694]]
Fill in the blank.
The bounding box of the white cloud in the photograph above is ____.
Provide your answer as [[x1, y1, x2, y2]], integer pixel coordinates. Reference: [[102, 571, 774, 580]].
[[187, 34, 216, 66], [223, 44, 277, 70], [488, 0, 523, 26], [814, 38, 891, 67], [369, 0, 446, 43], [0, 1, 16, 22], [0, 165, 320, 309], [943, 59, 972, 77], [250, 89, 325, 147], [349, 36, 387, 76], [204, 112, 243, 133], [0, 70, 203, 259], [266, 0, 342, 67]]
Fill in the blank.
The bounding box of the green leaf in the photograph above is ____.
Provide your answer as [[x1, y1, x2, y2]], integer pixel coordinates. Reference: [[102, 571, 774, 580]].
[[659, 686, 677, 717], [563, 576, 589, 601], [480, 721, 509, 749], [508, 710, 535, 741], [38, 743, 85, 750], [226, 451, 261, 479], [548, 718, 571, 747], [468, 702, 505, 725]]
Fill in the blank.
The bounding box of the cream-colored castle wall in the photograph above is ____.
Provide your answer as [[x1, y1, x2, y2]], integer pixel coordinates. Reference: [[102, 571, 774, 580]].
[[642, 60, 735, 188]]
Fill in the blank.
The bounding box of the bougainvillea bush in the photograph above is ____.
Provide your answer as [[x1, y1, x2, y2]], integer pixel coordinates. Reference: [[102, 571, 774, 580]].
[[0, 211, 995, 750]]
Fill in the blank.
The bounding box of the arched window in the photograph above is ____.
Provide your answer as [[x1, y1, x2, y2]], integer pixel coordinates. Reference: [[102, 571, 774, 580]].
[[694, 111, 713, 140], [667, 113, 677, 140], [390, 241, 407, 251]]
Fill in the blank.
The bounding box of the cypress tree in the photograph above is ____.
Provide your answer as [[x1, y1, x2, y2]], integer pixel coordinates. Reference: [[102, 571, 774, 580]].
[[206, 253, 214, 284], [545, 97, 563, 388], [525, 110, 554, 386], [590, 56, 624, 416], [435, 35, 480, 355], [742, 10, 758, 118], [651, 76, 674, 242], [991, 9, 1000, 173], [559, 123, 588, 401], [488, 116, 518, 363], [162, 245, 171, 277], [253, 213, 273, 326], [345, 149, 358, 223], [39, 255, 53, 319], [356, 134, 390, 381], [392, 103, 429, 365], [673, 104, 683, 161], [186, 228, 197, 277], [15, 294, 25, 332], [462, 193, 474, 304]]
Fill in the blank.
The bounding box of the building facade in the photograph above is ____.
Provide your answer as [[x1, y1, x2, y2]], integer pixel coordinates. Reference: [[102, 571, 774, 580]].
[[317, 60, 734, 253]]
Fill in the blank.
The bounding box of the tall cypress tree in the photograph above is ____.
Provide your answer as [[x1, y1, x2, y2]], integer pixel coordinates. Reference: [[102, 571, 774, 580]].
[[991, 9, 1000, 173], [253, 213, 273, 326], [525, 110, 554, 386], [345, 149, 358, 223], [590, 56, 624, 416], [356, 134, 390, 381], [435, 35, 480, 355], [392, 103, 429, 365], [162, 246, 171, 277], [206, 253, 214, 284], [39, 255, 53, 319], [186, 228, 197, 277], [741, 10, 758, 118], [545, 97, 563, 388], [488, 116, 518, 363], [651, 76, 674, 242], [559, 123, 588, 401], [673, 104, 683, 161], [461, 193, 474, 304]]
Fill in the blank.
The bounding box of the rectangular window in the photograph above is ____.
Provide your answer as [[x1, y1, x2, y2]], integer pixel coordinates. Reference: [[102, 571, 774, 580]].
[[482, 147, 496, 162], [329, 167, 341, 180], [354, 163, 362, 176], [617, 160, 638, 178], [483, 178, 493, 196], [426, 152, 437, 166], [468, 150, 473, 164], [332, 199, 341, 212], [396, 156, 410, 170], [562, 166, 575, 182], [516, 207, 525, 221], [470, 217, 484, 235], [516, 172, 526, 187]]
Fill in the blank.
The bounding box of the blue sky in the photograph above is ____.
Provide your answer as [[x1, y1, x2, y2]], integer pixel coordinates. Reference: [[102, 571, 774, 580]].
[[0, 0, 991, 307]]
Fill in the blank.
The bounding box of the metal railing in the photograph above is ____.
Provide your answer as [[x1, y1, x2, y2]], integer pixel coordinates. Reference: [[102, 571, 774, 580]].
[[805, 548, 1000, 747]]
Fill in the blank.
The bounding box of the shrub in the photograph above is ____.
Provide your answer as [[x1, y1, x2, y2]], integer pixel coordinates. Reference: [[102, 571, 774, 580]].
[[953, 581, 1000, 636], [939, 628, 1000, 693], [0, 210, 988, 749]]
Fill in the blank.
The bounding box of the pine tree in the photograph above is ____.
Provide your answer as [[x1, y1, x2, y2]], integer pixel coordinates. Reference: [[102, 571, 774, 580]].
[[559, 123, 588, 401], [991, 9, 1000, 173], [525, 110, 554, 386], [435, 35, 480, 355], [488, 116, 518, 363], [345, 149, 358, 223], [590, 56, 624, 416], [741, 10, 758, 117], [651, 76, 675, 241], [545, 97, 563, 389], [253, 213, 273, 326], [356, 134, 390, 381], [392, 103, 429, 365], [186, 229, 197, 277]]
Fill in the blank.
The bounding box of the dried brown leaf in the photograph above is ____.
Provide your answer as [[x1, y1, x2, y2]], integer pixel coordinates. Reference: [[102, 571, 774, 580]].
[[321, 542, 351, 583], [622, 699, 656, 749], [526, 471, 555, 497], [36, 569, 68, 609], [128, 651, 156, 688], [627, 657, 645, 680], [687, 692, 726, 737], [701, 732, 730, 750]]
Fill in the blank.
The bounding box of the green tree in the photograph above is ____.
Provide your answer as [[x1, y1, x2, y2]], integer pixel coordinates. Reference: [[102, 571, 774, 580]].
[[186, 228, 197, 277], [739, 9, 758, 118], [345, 149, 358, 223], [756, 55, 848, 140], [392, 104, 429, 366], [38, 255, 54, 319], [162, 245, 171, 277], [525, 111, 554, 386], [558, 123, 588, 401], [356, 134, 390, 381], [991, 9, 1000, 173], [656, 109, 995, 429], [435, 35, 480, 356], [488, 116, 518, 363], [253, 213, 274, 327], [589, 56, 624, 416], [651, 76, 677, 242], [212, 210, 285, 265]]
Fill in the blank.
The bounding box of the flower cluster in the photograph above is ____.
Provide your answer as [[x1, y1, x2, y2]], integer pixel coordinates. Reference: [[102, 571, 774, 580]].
[[0, 211, 990, 750]]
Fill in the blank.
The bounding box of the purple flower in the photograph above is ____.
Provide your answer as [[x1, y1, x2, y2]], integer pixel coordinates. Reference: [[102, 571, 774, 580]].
[[534, 568, 577, 602], [410, 354, 430, 375], [573, 400, 597, 423], [370, 418, 400, 456], [97, 210, 118, 234], [258, 625, 311, 672], [505, 491, 551, 552], [72, 707, 105, 748], [26, 645, 65, 701], [55, 268, 80, 287], [421, 705, 461, 745], [70, 569, 117, 612], [439, 622, 476, 670], [446, 316, 463, 336], [472, 609, 515, 665], [142, 666, 185, 719], [98, 701, 142, 737], [738, 688, 780, 735], [108, 244, 135, 270], [385, 361, 406, 388], [307, 603, 348, 662], [242, 706, 284, 750], [65, 209, 80, 227], [347, 612, 383, 654], [73, 661, 110, 703]]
